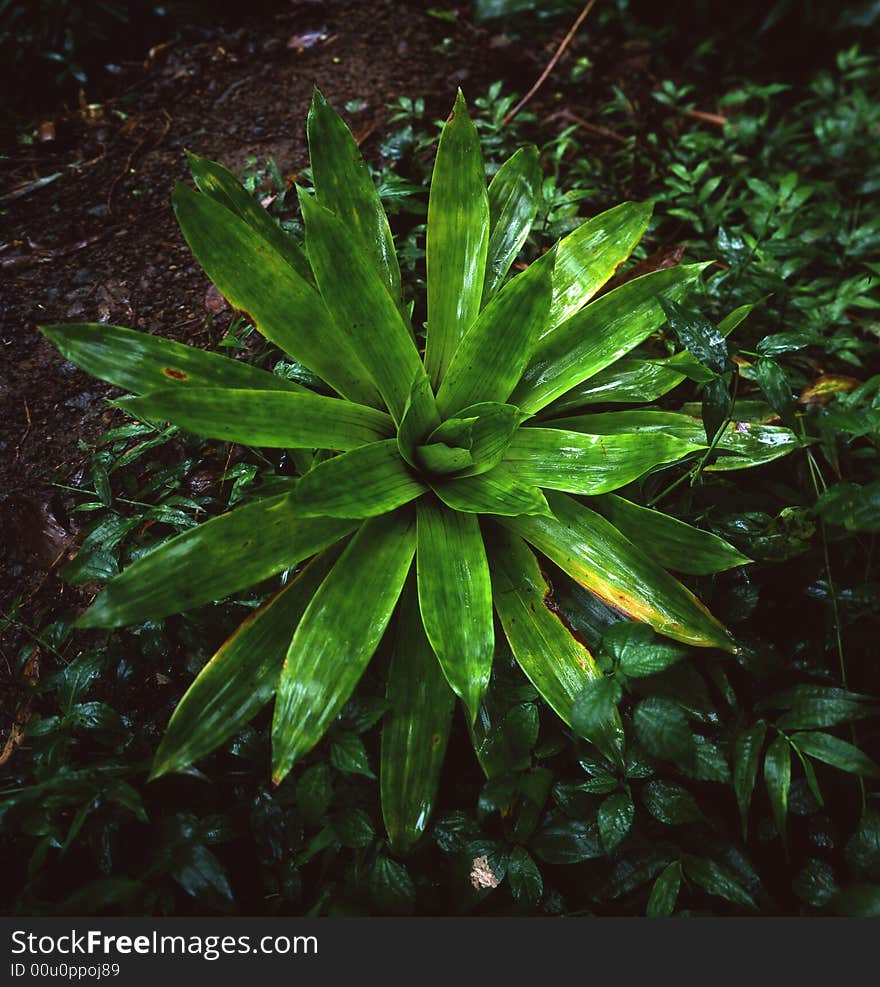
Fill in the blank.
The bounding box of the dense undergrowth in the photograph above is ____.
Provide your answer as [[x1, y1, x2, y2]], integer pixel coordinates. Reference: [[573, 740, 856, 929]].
[[2, 5, 879, 916]]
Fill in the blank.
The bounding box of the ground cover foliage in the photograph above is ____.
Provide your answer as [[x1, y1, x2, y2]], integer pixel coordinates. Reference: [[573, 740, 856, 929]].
[[2, 2, 879, 916]]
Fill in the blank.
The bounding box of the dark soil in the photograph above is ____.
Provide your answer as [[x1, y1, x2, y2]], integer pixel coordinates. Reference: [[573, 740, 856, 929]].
[[0, 1, 541, 625]]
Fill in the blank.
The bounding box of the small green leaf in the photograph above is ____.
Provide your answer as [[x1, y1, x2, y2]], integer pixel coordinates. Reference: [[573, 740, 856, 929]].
[[603, 621, 688, 677], [330, 732, 375, 777], [647, 861, 681, 916], [764, 734, 791, 839], [660, 296, 728, 373], [789, 732, 880, 777], [572, 677, 623, 751], [296, 763, 334, 825], [643, 780, 703, 825], [598, 791, 635, 852], [684, 855, 756, 910], [634, 697, 694, 766], [507, 846, 543, 907], [531, 817, 602, 865], [733, 720, 767, 839], [370, 856, 416, 915]]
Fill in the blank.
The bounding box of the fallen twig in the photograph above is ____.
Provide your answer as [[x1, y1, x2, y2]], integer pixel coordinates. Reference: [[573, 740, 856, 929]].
[[544, 107, 629, 145], [503, 0, 599, 125]]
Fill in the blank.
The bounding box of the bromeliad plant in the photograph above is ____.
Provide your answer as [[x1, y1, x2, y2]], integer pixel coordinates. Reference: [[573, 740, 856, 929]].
[[41, 90, 799, 853]]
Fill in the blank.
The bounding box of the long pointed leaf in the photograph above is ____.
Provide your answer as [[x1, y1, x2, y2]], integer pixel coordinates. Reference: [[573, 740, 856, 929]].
[[764, 734, 791, 840], [551, 410, 800, 470], [502, 490, 735, 650], [483, 145, 541, 302], [77, 495, 357, 627], [186, 151, 312, 282], [416, 499, 493, 721], [298, 189, 423, 422], [431, 465, 549, 517], [272, 511, 416, 782], [488, 526, 622, 753], [381, 576, 455, 854], [425, 91, 490, 387], [543, 200, 653, 336], [511, 263, 710, 414], [39, 323, 305, 396], [397, 371, 442, 468], [119, 388, 394, 451], [173, 183, 379, 406], [308, 88, 404, 314], [292, 440, 425, 518], [504, 428, 703, 495], [437, 246, 553, 417], [599, 495, 752, 574], [733, 721, 767, 840], [151, 546, 343, 778]]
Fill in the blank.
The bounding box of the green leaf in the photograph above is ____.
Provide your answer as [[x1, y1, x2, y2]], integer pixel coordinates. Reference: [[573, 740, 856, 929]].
[[39, 323, 306, 396], [483, 145, 541, 303], [425, 90, 490, 387], [431, 465, 549, 517], [764, 734, 791, 839], [531, 817, 602, 864], [789, 732, 880, 777], [847, 812, 880, 879], [733, 720, 767, 839], [430, 403, 525, 476], [603, 621, 688, 677], [754, 358, 794, 424], [296, 762, 334, 825], [381, 577, 456, 854], [541, 358, 688, 413], [550, 410, 800, 471], [834, 885, 880, 917], [416, 441, 474, 474], [298, 189, 423, 422], [151, 547, 341, 778], [503, 491, 735, 650], [397, 371, 442, 468], [599, 495, 752, 575], [416, 499, 494, 721], [173, 182, 379, 407], [487, 526, 621, 757], [647, 861, 682, 917], [330, 732, 374, 777], [369, 857, 416, 915], [660, 296, 728, 373], [437, 247, 553, 417], [472, 702, 539, 779], [815, 482, 880, 533], [77, 494, 357, 627], [308, 88, 404, 315], [504, 427, 702, 495], [186, 151, 312, 282], [684, 856, 756, 910], [272, 510, 416, 782], [333, 807, 375, 848], [172, 844, 234, 911], [572, 677, 623, 752], [598, 791, 635, 852], [793, 859, 838, 909], [119, 388, 394, 451], [507, 846, 543, 907], [512, 263, 709, 414], [642, 780, 703, 824], [775, 697, 879, 731], [634, 697, 695, 766], [543, 200, 654, 335], [291, 440, 426, 518]]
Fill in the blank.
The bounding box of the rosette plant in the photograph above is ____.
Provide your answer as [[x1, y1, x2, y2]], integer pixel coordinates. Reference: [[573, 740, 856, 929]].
[[41, 90, 799, 852]]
